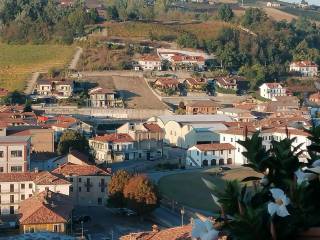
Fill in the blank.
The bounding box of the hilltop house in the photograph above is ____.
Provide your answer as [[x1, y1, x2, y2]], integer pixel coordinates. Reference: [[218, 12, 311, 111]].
[[289, 61, 318, 77], [183, 78, 206, 91], [154, 78, 179, 90], [35, 80, 74, 99], [259, 83, 287, 100], [215, 76, 237, 90], [137, 55, 162, 71]]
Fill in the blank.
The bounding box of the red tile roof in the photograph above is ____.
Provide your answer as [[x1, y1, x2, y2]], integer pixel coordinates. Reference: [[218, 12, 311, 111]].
[[184, 78, 206, 86], [19, 190, 73, 225], [264, 83, 283, 89], [52, 162, 110, 176], [195, 143, 235, 151], [92, 133, 134, 143], [186, 100, 220, 108], [261, 127, 310, 137], [120, 225, 192, 240], [139, 55, 161, 62], [143, 123, 163, 132], [291, 61, 318, 68], [154, 78, 179, 87], [89, 87, 115, 95]]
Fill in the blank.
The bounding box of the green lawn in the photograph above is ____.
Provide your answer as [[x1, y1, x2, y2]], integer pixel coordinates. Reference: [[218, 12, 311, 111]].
[[0, 43, 76, 92], [158, 167, 261, 212]]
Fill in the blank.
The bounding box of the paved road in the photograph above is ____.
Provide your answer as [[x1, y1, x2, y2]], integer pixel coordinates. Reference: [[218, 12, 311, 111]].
[[69, 47, 83, 70], [82, 71, 143, 78]]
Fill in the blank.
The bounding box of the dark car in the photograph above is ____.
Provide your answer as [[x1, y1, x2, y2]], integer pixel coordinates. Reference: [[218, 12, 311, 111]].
[[219, 166, 231, 171]]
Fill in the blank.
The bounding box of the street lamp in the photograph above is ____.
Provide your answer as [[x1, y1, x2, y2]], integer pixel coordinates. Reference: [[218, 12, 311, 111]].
[[180, 207, 185, 226]]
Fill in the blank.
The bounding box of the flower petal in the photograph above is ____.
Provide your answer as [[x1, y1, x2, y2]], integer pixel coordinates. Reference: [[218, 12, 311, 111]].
[[276, 204, 290, 217], [204, 220, 213, 232], [211, 194, 221, 208], [281, 195, 290, 206], [307, 167, 320, 175], [267, 202, 278, 216], [270, 188, 285, 200]]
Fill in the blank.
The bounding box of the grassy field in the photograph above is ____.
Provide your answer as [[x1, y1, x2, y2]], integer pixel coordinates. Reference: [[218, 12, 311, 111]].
[[158, 167, 261, 212], [281, 7, 320, 22], [263, 7, 298, 22], [103, 21, 233, 41], [0, 44, 76, 92]]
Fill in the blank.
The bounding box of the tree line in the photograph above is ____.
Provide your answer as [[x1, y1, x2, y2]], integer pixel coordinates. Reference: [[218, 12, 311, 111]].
[[0, 0, 99, 44]]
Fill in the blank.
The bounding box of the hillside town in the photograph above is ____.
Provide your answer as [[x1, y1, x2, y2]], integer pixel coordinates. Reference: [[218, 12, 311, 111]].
[[1, 0, 320, 239]]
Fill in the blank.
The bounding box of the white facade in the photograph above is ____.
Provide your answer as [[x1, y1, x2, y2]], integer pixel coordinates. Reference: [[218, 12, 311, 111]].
[[0, 136, 31, 173], [186, 144, 235, 168], [138, 60, 162, 71], [259, 83, 286, 100], [289, 61, 318, 77], [0, 173, 70, 215]]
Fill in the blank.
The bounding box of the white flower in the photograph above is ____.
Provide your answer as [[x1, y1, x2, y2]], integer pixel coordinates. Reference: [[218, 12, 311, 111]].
[[295, 169, 317, 185], [267, 188, 290, 217], [192, 218, 219, 240]]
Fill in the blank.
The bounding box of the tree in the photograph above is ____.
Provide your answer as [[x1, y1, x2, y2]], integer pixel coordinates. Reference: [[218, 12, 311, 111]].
[[57, 130, 90, 156], [217, 4, 234, 22], [2, 91, 26, 105], [108, 170, 132, 208], [177, 33, 198, 48], [123, 174, 159, 216]]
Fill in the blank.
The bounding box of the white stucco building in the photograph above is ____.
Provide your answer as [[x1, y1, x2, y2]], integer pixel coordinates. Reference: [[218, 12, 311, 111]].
[[0, 171, 70, 215], [186, 143, 235, 168], [259, 83, 287, 100], [289, 61, 318, 77]]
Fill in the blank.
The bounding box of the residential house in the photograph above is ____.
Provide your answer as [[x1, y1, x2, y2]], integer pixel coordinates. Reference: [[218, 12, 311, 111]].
[[309, 92, 320, 104], [35, 79, 74, 99], [259, 83, 287, 100], [185, 100, 220, 115], [186, 143, 235, 168], [215, 76, 237, 90], [89, 133, 135, 163], [148, 114, 232, 149], [154, 78, 179, 90], [117, 122, 164, 160], [19, 189, 73, 234], [217, 108, 256, 122], [256, 96, 300, 113], [267, 2, 281, 7], [0, 136, 31, 173], [137, 55, 162, 71], [89, 87, 117, 108], [0, 107, 37, 127], [52, 162, 110, 206], [289, 61, 318, 77], [157, 48, 211, 71], [0, 171, 70, 215], [183, 78, 206, 91]]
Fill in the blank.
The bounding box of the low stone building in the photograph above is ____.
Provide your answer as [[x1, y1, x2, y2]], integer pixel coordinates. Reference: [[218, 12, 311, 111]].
[[186, 100, 220, 115]]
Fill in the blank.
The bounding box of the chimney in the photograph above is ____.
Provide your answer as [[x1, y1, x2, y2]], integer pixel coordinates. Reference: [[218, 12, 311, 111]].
[[152, 225, 159, 233]]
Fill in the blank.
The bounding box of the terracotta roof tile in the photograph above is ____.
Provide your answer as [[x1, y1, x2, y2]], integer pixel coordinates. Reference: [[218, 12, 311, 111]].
[[143, 123, 163, 132], [91, 133, 134, 143], [195, 143, 235, 151], [52, 162, 110, 176]]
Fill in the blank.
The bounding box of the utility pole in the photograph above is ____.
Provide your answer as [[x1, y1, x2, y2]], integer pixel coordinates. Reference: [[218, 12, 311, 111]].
[[181, 207, 185, 226]]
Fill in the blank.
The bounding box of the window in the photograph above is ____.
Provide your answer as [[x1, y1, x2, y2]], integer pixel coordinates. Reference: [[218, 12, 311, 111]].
[[220, 150, 223, 154], [10, 150, 22, 158], [9, 206, 14, 214], [29, 183, 32, 189], [78, 178, 82, 182], [69, 177, 73, 182], [0, 151, 3, 158], [0, 167, 3, 173], [70, 186, 73, 192], [53, 224, 61, 232], [29, 194, 32, 198], [21, 184, 25, 189], [98, 198, 102, 205], [204, 151, 207, 156], [10, 184, 14, 192], [21, 194, 25, 200], [87, 187, 90, 192], [229, 150, 231, 154], [79, 187, 82, 192], [197, 151, 199, 156], [231, 138, 233, 142], [11, 166, 22, 172]]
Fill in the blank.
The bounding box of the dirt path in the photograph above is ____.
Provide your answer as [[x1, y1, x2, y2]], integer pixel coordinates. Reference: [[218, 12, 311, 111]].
[[24, 72, 44, 95], [69, 47, 83, 70]]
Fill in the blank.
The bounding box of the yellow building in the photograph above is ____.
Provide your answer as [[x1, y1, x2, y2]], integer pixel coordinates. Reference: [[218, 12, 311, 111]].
[[19, 189, 73, 234]]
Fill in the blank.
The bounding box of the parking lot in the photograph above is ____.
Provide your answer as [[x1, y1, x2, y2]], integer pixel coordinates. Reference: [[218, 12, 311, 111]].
[[73, 206, 154, 240]]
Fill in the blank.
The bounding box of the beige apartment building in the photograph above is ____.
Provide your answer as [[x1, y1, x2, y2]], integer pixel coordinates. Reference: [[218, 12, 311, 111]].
[[0, 136, 31, 173], [52, 162, 111, 206]]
